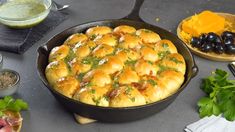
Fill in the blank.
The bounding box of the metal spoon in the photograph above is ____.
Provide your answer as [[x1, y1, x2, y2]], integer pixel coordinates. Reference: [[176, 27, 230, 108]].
[[52, 1, 69, 11]]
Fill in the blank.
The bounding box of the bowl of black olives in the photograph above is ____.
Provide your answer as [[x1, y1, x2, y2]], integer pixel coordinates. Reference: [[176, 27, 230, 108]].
[[190, 31, 235, 54], [187, 31, 235, 61]]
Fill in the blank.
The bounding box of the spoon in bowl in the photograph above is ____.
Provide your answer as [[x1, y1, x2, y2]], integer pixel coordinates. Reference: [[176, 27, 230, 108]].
[[52, 1, 69, 11]]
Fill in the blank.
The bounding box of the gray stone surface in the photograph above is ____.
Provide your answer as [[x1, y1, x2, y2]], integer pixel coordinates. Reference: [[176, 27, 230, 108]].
[[1, 0, 235, 132]]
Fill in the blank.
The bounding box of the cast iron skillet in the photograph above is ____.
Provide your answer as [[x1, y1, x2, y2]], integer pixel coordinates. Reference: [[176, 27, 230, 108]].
[[37, 0, 198, 122]]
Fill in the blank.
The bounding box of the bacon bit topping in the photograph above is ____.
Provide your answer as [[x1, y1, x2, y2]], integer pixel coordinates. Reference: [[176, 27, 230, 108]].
[[109, 89, 121, 98]]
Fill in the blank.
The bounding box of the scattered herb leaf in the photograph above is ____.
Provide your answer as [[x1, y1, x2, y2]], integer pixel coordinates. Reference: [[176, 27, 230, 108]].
[[0, 96, 28, 117]]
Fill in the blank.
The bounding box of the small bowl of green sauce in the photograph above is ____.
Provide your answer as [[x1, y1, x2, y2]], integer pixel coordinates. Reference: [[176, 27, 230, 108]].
[[0, 0, 52, 28]]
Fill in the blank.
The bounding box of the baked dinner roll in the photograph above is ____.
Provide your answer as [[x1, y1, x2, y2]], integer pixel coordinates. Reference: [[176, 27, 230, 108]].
[[113, 25, 136, 34], [73, 85, 110, 107], [157, 70, 184, 95], [92, 44, 114, 58], [135, 59, 157, 76], [154, 40, 178, 59], [86, 40, 97, 50], [83, 70, 111, 87], [54, 76, 79, 98], [119, 34, 141, 49], [98, 56, 124, 74], [70, 58, 91, 75], [73, 45, 91, 59], [140, 46, 159, 62], [45, 61, 69, 85], [86, 26, 112, 36], [49, 45, 70, 62], [136, 29, 161, 43], [118, 67, 140, 84], [115, 50, 129, 62], [140, 79, 168, 103], [94, 33, 118, 46], [109, 86, 146, 107], [158, 53, 186, 74], [64, 33, 88, 47]]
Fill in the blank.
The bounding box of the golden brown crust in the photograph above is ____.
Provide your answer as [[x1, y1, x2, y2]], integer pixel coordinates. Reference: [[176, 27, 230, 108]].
[[64, 33, 88, 47], [113, 25, 136, 35], [46, 25, 186, 107], [54, 76, 80, 98], [49, 45, 70, 62], [136, 29, 161, 43], [86, 26, 112, 36], [45, 61, 69, 85], [109, 86, 146, 107]]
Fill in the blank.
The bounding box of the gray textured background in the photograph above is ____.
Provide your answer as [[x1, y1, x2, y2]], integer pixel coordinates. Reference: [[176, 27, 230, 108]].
[[1, 0, 235, 132]]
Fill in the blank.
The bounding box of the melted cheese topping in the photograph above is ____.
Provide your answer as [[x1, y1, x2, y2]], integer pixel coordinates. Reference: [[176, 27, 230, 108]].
[[46, 25, 186, 107]]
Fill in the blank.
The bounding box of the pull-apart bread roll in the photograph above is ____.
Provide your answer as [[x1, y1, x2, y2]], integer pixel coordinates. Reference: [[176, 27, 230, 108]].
[[45, 25, 186, 107], [45, 61, 69, 85], [54, 76, 80, 98], [113, 25, 136, 35], [64, 33, 88, 47], [109, 86, 146, 107]]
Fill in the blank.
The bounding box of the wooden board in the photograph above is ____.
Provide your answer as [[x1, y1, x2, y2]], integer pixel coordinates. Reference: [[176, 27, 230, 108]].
[[177, 12, 235, 61]]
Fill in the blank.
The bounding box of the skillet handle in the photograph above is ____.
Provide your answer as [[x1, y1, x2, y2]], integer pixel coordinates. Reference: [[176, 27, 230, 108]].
[[191, 64, 198, 78], [37, 45, 48, 55], [122, 0, 145, 22]]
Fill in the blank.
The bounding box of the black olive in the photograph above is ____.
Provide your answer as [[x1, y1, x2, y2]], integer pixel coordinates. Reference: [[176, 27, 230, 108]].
[[224, 38, 234, 46], [225, 44, 235, 54], [207, 32, 220, 43], [214, 37, 222, 44], [214, 44, 224, 54], [199, 34, 207, 44], [200, 43, 213, 52], [190, 37, 201, 48], [221, 31, 234, 40]]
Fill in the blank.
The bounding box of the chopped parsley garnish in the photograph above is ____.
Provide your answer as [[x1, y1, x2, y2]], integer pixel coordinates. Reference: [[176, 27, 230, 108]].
[[64, 49, 76, 63], [86, 82, 93, 87], [90, 34, 97, 40], [147, 61, 154, 65], [162, 43, 169, 49], [125, 86, 133, 95], [112, 81, 119, 89], [76, 73, 86, 82], [92, 97, 101, 106], [103, 96, 110, 101], [91, 89, 96, 94], [125, 60, 137, 66], [158, 51, 170, 58], [130, 97, 135, 102], [169, 57, 183, 64], [81, 56, 101, 68], [147, 79, 157, 86], [158, 65, 178, 74], [143, 29, 152, 33]]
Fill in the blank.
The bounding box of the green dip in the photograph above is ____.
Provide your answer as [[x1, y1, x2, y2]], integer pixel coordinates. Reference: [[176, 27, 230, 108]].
[[0, 0, 46, 19]]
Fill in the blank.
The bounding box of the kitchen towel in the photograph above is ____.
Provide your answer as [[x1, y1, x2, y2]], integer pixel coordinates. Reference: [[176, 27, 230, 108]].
[[185, 115, 235, 132], [0, 10, 68, 54]]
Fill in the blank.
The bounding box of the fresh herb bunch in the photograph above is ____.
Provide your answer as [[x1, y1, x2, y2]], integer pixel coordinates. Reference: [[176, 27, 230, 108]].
[[197, 69, 235, 121], [0, 96, 28, 117]]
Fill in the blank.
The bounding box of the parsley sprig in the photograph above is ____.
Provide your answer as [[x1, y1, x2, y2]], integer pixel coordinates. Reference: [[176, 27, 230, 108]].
[[0, 96, 28, 117], [197, 69, 235, 121]]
